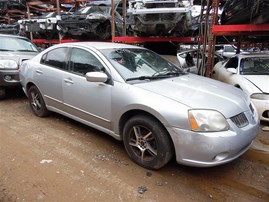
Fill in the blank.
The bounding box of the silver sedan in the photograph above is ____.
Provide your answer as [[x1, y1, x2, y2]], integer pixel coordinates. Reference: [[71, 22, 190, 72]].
[[20, 42, 259, 169]]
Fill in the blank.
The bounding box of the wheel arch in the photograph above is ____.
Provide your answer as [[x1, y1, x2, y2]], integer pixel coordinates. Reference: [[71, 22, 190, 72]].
[[118, 109, 175, 153], [25, 81, 37, 96], [234, 84, 241, 89]]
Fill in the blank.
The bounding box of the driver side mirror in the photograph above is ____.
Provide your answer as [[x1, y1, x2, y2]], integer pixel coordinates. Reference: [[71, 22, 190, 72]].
[[86, 72, 108, 83], [227, 68, 237, 74]]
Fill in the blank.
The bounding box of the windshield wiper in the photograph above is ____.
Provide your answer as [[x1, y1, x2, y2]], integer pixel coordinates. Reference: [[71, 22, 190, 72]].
[[126, 76, 154, 81], [16, 49, 37, 52], [152, 71, 185, 78], [126, 71, 184, 81], [0, 49, 13, 51]]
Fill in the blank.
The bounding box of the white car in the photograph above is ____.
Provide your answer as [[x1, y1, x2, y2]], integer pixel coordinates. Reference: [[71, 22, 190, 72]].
[[212, 53, 269, 123], [176, 50, 224, 74], [18, 12, 58, 31], [176, 50, 199, 74], [215, 45, 247, 59], [126, 0, 193, 37], [18, 12, 59, 39]]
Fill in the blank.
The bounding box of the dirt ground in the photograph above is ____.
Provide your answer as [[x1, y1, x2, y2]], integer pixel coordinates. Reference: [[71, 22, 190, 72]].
[[0, 89, 269, 202]]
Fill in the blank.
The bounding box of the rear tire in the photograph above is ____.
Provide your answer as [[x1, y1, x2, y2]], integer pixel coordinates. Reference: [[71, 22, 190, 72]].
[[123, 115, 173, 169], [27, 85, 49, 117]]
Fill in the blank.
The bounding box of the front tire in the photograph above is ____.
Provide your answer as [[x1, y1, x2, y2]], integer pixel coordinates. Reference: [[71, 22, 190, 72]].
[[123, 115, 173, 169], [27, 85, 49, 117]]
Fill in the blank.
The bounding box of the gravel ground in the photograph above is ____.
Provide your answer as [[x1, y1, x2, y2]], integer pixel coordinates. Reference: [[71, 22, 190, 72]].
[[0, 89, 268, 202]]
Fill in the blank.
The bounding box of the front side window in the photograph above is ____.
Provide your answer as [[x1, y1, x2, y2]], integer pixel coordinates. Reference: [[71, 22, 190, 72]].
[[69, 48, 103, 76], [41, 47, 68, 70]]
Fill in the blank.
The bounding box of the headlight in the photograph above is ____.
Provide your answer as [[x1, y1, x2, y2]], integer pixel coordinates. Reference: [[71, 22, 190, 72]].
[[86, 15, 101, 20], [0, 60, 18, 69], [250, 93, 269, 100], [189, 110, 229, 132]]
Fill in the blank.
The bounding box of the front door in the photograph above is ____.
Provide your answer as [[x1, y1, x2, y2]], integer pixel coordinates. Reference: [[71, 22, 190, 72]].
[[62, 47, 112, 131]]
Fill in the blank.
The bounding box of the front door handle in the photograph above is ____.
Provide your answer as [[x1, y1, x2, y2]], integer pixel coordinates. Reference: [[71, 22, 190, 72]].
[[36, 69, 43, 74]]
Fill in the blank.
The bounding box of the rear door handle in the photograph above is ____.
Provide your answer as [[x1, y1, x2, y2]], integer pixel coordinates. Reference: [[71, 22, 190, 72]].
[[64, 78, 74, 84]]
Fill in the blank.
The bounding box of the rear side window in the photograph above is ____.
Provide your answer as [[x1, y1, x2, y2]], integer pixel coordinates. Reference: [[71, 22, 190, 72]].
[[41, 47, 68, 70]]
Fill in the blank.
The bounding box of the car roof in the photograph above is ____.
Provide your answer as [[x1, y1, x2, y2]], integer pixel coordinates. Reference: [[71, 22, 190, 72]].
[[0, 33, 30, 40], [236, 52, 269, 58], [56, 42, 145, 50], [86, 0, 120, 6]]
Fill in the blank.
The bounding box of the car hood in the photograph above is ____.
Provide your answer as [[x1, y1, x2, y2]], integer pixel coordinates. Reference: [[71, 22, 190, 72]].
[[0, 51, 38, 63], [243, 75, 269, 93], [136, 74, 249, 118]]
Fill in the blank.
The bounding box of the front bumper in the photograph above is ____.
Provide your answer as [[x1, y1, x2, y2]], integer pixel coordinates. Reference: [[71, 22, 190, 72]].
[[0, 69, 20, 87], [167, 109, 260, 167]]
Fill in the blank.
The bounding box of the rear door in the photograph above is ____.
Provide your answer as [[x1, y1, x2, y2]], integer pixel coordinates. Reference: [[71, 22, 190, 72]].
[[37, 47, 68, 109]]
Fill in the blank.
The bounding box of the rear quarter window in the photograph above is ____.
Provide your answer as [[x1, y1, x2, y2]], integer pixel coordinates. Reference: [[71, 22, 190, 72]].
[[40, 47, 68, 70]]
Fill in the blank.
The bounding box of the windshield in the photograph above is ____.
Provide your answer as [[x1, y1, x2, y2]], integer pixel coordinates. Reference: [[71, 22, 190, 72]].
[[41, 12, 56, 18], [75, 6, 110, 15], [224, 46, 236, 52], [240, 57, 269, 75], [0, 36, 38, 52], [101, 48, 185, 81]]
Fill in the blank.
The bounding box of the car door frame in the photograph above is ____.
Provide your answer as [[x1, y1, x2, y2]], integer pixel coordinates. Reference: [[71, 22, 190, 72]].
[[61, 46, 113, 132]]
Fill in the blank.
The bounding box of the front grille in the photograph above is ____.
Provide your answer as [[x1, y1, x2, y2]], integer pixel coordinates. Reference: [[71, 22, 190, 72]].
[[143, 13, 176, 21], [162, 13, 175, 20], [143, 14, 156, 21], [146, 3, 176, 8], [231, 113, 249, 128]]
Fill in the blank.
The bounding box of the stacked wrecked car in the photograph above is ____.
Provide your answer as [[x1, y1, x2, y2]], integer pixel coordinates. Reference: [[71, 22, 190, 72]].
[[0, 0, 196, 39], [57, 1, 124, 40], [126, 0, 193, 36], [0, 0, 268, 40]]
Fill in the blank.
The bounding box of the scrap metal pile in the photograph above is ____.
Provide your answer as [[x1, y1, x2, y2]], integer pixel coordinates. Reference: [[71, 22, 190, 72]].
[[0, 0, 268, 40]]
